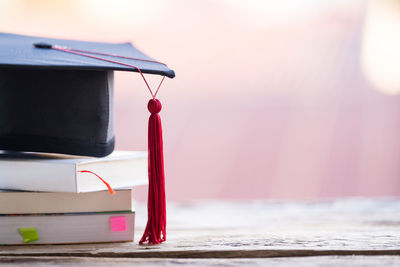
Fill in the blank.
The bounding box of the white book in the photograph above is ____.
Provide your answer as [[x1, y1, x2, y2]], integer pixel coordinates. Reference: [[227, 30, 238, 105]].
[[0, 151, 148, 193], [0, 212, 135, 245], [0, 189, 133, 214]]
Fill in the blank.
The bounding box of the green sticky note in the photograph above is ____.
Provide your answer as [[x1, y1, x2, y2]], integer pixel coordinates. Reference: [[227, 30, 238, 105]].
[[19, 228, 39, 243]]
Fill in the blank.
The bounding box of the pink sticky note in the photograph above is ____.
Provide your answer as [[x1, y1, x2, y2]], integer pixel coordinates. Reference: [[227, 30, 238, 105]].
[[110, 216, 127, 232]]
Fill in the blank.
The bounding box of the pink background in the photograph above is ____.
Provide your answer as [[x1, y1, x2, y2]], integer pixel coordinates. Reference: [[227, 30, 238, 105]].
[[1, 0, 399, 201]]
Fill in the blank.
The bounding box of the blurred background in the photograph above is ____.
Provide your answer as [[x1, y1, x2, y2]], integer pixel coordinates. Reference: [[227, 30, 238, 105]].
[[1, 0, 400, 201]]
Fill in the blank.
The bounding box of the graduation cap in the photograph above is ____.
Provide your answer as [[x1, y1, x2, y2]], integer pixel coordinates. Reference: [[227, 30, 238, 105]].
[[0, 32, 173, 244]]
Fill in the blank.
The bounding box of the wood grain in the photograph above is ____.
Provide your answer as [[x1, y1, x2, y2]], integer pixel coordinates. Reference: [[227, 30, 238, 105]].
[[0, 198, 399, 259], [1, 256, 400, 266]]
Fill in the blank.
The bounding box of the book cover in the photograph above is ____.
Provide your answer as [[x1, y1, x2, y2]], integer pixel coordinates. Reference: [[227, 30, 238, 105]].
[[0, 189, 134, 214], [0, 212, 135, 245], [0, 151, 147, 192]]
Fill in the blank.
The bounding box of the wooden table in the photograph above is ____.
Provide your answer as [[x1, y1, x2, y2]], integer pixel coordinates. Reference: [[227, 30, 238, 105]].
[[1, 198, 399, 266]]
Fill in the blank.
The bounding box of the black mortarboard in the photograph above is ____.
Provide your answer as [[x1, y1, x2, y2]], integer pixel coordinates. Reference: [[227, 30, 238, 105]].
[[0, 32, 175, 157]]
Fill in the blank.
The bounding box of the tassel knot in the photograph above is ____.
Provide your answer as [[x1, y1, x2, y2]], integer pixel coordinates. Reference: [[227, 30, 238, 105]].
[[148, 99, 162, 114]]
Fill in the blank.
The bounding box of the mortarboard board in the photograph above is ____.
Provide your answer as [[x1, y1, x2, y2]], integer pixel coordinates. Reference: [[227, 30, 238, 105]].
[[0, 32, 173, 244], [0, 32, 174, 157]]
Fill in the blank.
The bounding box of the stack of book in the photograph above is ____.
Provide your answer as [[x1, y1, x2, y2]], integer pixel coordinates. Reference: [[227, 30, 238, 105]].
[[0, 151, 147, 245]]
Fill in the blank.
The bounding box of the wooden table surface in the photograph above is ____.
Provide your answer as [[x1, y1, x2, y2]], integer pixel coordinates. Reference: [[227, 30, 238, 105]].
[[1, 198, 400, 266]]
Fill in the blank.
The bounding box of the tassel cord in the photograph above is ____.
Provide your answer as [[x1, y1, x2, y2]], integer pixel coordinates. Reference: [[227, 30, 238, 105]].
[[34, 43, 167, 245]]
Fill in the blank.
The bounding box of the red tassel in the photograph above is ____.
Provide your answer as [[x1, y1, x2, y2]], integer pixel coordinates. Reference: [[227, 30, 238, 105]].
[[139, 98, 166, 245], [37, 44, 168, 244]]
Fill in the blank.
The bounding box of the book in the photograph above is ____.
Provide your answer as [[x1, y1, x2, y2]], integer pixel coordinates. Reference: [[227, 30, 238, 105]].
[[0, 189, 133, 214], [0, 150, 147, 192], [0, 212, 135, 245]]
